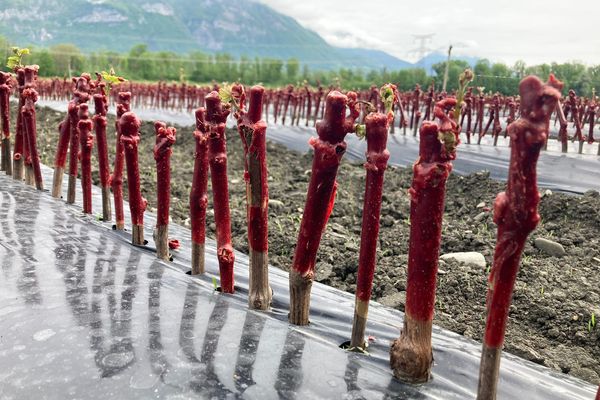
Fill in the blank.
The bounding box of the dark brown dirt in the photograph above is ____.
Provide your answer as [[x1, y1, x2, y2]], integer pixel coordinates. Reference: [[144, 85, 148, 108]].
[[33, 105, 600, 385]]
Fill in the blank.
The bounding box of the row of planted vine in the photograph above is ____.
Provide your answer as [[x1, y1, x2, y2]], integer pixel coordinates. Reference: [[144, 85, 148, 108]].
[[1, 49, 598, 400], [32, 73, 600, 155]]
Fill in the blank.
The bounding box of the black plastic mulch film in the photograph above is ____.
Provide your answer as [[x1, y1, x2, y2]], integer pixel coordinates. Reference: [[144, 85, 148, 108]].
[[266, 122, 600, 195], [0, 166, 596, 399]]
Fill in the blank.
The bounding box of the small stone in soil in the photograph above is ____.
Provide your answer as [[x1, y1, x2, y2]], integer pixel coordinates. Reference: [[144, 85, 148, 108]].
[[378, 291, 406, 308], [534, 237, 566, 257], [268, 199, 285, 209], [541, 189, 553, 198], [440, 251, 486, 269], [548, 328, 560, 338], [474, 211, 487, 222]]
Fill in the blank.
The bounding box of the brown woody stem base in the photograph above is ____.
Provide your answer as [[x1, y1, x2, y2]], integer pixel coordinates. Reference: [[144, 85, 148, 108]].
[[390, 315, 433, 384], [12, 159, 23, 181], [476, 344, 502, 400], [132, 224, 144, 246], [32, 167, 43, 190], [25, 166, 35, 186], [67, 174, 76, 204], [101, 186, 112, 221], [52, 167, 64, 198], [191, 242, 205, 275], [249, 248, 271, 310], [289, 268, 313, 325], [155, 224, 169, 261], [2, 138, 11, 175], [350, 299, 369, 349]]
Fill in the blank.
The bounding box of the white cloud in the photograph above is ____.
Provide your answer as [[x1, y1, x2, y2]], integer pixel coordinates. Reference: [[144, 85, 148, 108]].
[[257, 0, 600, 65]]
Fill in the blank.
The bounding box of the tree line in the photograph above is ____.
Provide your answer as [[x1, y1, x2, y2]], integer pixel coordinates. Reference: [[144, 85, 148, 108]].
[[1, 35, 598, 96]]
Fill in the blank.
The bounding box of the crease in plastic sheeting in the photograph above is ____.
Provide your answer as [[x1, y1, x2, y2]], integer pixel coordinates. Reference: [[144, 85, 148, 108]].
[[0, 166, 596, 400]]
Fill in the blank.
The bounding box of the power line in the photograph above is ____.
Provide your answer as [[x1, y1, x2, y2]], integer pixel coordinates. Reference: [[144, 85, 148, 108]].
[[474, 74, 521, 81]]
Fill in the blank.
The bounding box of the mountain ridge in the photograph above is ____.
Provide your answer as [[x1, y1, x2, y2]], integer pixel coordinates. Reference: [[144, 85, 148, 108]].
[[0, 0, 476, 71]]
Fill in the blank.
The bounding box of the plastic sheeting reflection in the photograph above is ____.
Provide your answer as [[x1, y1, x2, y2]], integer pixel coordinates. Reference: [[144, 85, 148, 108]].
[[0, 169, 597, 400], [266, 123, 600, 194]]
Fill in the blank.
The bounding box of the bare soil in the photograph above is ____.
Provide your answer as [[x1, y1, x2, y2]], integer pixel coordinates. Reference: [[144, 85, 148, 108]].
[[33, 105, 600, 385]]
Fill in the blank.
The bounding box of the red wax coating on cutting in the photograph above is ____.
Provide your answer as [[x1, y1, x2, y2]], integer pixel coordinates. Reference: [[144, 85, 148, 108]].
[[484, 75, 562, 348], [54, 111, 71, 168], [556, 102, 569, 146], [153, 121, 176, 227], [205, 91, 235, 293], [168, 239, 180, 250], [22, 66, 39, 172], [404, 98, 459, 321], [567, 90, 584, 142], [595, 386, 599, 400], [68, 75, 92, 175], [355, 112, 390, 302], [78, 104, 94, 213], [190, 108, 209, 245], [68, 102, 80, 176], [21, 87, 43, 187], [492, 94, 502, 139], [238, 86, 269, 252], [54, 75, 92, 168], [13, 69, 25, 162], [586, 101, 596, 144], [119, 112, 147, 226], [0, 72, 11, 139], [93, 86, 110, 187], [292, 90, 359, 276], [111, 92, 131, 226]]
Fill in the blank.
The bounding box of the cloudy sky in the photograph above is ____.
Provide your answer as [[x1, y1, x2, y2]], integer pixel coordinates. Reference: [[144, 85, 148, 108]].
[[258, 0, 600, 65]]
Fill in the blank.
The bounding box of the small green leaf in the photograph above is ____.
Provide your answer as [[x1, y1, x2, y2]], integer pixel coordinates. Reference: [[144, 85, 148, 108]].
[[6, 47, 30, 70], [380, 85, 395, 114], [588, 313, 596, 333], [218, 86, 233, 104], [355, 124, 366, 139], [212, 277, 218, 290], [100, 69, 126, 97], [6, 56, 18, 70]]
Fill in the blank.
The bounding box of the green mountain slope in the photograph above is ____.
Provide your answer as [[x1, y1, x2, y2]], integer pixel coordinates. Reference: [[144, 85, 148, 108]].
[[0, 0, 414, 70]]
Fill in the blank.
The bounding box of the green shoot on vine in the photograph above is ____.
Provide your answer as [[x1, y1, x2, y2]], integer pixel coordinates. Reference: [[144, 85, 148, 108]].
[[100, 68, 126, 97], [355, 124, 366, 139], [453, 68, 474, 123], [6, 47, 30, 70], [218, 83, 241, 113], [380, 84, 396, 115], [219, 84, 234, 105], [353, 99, 375, 140]]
